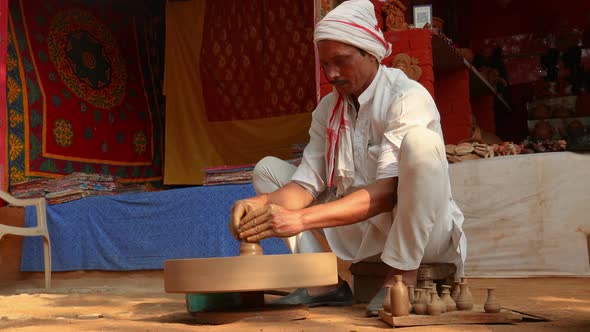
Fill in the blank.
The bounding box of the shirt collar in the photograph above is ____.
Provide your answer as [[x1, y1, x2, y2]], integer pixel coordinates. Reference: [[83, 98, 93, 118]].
[[357, 64, 383, 106]]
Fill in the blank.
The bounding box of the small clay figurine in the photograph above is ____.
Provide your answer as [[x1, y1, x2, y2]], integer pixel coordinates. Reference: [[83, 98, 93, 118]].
[[456, 281, 473, 311], [484, 288, 501, 313], [413, 289, 427, 315], [390, 275, 410, 317], [441, 285, 457, 312], [427, 288, 442, 316]]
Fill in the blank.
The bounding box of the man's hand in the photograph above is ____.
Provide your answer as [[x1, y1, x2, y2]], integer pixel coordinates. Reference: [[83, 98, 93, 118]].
[[238, 204, 305, 242], [229, 195, 270, 240]]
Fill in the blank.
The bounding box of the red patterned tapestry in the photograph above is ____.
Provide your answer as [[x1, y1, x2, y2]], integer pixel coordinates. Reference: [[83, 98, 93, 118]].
[[200, 0, 317, 122], [6, 0, 163, 185], [0, 0, 7, 190]]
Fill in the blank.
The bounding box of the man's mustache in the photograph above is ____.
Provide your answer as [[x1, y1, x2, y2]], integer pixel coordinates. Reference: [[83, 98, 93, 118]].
[[330, 80, 348, 86]]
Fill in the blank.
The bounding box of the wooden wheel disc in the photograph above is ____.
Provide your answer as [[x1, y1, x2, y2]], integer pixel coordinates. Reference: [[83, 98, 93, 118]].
[[164, 252, 338, 293]]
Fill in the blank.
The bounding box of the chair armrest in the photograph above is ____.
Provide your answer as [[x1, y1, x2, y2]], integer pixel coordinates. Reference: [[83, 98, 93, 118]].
[[0, 191, 45, 207]]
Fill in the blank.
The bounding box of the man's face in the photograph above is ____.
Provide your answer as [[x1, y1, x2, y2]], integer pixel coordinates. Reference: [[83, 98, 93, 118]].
[[317, 40, 378, 99]]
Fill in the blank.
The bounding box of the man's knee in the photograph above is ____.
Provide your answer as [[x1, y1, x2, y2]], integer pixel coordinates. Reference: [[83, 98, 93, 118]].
[[252, 156, 283, 186], [252, 156, 296, 194], [253, 156, 282, 179]]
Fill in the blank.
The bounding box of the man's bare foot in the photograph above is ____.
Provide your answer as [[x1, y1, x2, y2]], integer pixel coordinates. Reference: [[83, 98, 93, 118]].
[[383, 267, 418, 287]]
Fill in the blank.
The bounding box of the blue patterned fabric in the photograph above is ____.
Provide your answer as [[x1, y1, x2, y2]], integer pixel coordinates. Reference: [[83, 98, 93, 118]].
[[21, 185, 289, 271]]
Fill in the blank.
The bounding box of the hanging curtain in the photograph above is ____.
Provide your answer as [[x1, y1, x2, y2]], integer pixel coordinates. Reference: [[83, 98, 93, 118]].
[[164, 0, 316, 184], [0, 0, 8, 190]]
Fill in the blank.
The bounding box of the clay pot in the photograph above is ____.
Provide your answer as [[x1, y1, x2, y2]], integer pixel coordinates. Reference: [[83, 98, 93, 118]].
[[456, 282, 473, 311], [436, 290, 447, 313], [456, 278, 473, 311], [441, 285, 457, 312], [390, 275, 410, 317], [427, 289, 442, 316], [532, 120, 555, 139], [413, 289, 427, 315], [484, 288, 501, 313], [239, 242, 263, 256]]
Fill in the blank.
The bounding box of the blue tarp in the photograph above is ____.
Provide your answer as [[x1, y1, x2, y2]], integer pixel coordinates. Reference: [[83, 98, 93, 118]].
[[22, 185, 289, 271]]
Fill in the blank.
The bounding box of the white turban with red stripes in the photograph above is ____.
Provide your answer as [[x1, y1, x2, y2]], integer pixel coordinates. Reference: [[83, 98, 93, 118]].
[[314, 0, 392, 61]]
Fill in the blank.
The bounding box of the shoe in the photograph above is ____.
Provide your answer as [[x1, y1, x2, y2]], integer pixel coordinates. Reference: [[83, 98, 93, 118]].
[[268, 282, 354, 307], [365, 287, 387, 317]]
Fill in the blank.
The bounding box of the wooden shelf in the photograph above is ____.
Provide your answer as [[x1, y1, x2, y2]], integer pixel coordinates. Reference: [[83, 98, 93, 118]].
[[431, 33, 511, 111]]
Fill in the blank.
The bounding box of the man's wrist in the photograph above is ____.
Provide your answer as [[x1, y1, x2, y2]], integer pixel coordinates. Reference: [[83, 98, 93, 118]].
[[262, 193, 272, 205], [299, 209, 312, 232]]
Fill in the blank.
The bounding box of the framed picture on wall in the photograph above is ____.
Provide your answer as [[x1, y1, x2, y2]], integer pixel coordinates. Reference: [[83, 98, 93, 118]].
[[413, 5, 432, 29]]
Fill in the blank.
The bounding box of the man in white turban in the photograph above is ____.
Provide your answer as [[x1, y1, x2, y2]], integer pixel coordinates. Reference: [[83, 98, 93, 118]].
[[230, 0, 466, 315]]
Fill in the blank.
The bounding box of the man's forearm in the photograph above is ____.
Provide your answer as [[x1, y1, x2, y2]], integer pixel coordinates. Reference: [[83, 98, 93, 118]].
[[300, 177, 398, 230], [266, 182, 315, 210]]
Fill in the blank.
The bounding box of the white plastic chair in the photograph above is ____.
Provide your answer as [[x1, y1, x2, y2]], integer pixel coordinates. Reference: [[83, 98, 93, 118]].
[[0, 191, 51, 288]]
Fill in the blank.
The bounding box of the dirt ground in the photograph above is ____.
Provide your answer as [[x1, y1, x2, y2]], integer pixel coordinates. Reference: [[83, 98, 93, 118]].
[[0, 271, 588, 331]]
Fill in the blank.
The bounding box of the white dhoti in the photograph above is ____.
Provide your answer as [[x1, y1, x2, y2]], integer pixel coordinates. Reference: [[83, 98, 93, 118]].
[[253, 127, 466, 278]]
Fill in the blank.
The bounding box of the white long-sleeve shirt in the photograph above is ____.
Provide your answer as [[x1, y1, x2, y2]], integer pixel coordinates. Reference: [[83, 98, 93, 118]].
[[292, 65, 443, 196], [290, 65, 467, 276]]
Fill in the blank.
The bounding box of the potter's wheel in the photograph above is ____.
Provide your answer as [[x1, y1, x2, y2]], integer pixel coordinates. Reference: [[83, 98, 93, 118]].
[[164, 252, 337, 293], [164, 243, 338, 324]]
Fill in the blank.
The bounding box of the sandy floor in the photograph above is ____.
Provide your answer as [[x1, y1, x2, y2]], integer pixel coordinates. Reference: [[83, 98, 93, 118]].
[[0, 272, 589, 331]]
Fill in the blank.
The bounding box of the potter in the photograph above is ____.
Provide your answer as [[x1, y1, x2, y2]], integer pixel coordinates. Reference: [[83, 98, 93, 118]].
[[229, 0, 467, 316]]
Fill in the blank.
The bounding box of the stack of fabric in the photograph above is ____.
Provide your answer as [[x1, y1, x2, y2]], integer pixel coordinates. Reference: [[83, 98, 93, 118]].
[[116, 183, 148, 194], [203, 158, 302, 186], [10, 179, 48, 199], [44, 173, 118, 204], [8, 173, 152, 205], [202, 164, 256, 186]]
